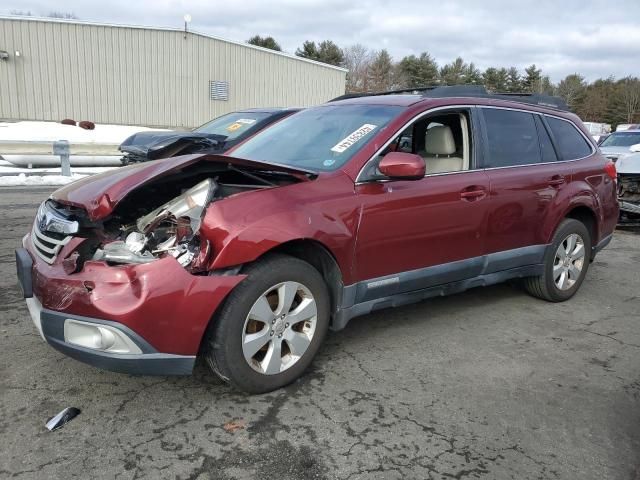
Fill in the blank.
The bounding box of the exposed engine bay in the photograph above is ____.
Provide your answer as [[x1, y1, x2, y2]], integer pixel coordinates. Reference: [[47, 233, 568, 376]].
[[618, 173, 640, 223], [93, 178, 215, 268], [50, 162, 305, 273]]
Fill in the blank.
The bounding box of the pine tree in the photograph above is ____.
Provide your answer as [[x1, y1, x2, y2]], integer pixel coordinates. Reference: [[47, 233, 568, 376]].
[[247, 35, 282, 52], [523, 64, 542, 93], [506, 67, 522, 92], [397, 52, 439, 88]]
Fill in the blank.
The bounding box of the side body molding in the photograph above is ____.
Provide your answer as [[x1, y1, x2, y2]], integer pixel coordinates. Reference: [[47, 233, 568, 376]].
[[333, 244, 548, 330]]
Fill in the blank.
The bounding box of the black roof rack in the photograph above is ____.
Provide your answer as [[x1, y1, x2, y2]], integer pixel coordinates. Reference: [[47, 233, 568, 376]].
[[329, 85, 570, 112]]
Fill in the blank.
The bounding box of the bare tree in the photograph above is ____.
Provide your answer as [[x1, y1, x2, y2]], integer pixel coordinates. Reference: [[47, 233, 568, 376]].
[[342, 44, 374, 93], [368, 49, 395, 92], [618, 77, 640, 123]]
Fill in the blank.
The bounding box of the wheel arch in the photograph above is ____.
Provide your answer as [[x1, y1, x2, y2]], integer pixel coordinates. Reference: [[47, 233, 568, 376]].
[[197, 238, 345, 358], [552, 204, 599, 261], [267, 239, 344, 328]]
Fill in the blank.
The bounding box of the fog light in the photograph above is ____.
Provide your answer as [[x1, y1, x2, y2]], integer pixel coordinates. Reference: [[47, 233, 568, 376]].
[[64, 320, 142, 354]]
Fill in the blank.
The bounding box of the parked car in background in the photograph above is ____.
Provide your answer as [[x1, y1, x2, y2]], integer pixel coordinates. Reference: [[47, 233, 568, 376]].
[[16, 86, 618, 393], [599, 129, 640, 163], [616, 124, 640, 132], [119, 108, 300, 164], [583, 121, 611, 143]]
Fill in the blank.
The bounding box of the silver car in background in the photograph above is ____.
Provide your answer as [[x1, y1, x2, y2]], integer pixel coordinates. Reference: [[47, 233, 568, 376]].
[[599, 129, 640, 163]]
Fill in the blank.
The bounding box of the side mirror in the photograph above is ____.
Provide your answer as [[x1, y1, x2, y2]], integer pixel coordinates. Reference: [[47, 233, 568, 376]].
[[629, 143, 640, 153], [378, 152, 425, 180]]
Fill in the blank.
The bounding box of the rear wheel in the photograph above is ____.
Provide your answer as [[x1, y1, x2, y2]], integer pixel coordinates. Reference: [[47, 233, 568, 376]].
[[523, 219, 591, 302], [203, 254, 330, 393]]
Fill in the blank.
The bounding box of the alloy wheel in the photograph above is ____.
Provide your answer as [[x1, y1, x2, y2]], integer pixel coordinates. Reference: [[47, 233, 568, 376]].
[[242, 281, 317, 375], [553, 233, 585, 290]]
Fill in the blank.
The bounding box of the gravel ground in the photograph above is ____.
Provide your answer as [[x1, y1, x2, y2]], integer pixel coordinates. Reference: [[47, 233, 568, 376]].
[[1, 186, 639, 480]]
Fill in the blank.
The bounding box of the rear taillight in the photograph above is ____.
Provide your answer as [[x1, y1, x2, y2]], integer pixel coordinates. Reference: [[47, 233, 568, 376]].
[[604, 161, 617, 181]]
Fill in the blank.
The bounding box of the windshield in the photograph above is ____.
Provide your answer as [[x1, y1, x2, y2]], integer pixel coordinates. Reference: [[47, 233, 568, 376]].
[[231, 104, 403, 171], [600, 131, 640, 148], [195, 112, 271, 139]]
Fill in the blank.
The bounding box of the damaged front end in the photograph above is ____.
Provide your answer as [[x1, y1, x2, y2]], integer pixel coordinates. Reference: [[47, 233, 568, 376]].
[[618, 174, 640, 224], [119, 132, 226, 165], [617, 154, 640, 225], [19, 155, 315, 368], [93, 179, 214, 271], [39, 155, 313, 274]]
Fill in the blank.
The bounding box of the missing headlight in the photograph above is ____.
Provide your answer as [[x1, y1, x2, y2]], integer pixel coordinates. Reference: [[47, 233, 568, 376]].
[[94, 179, 216, 268]]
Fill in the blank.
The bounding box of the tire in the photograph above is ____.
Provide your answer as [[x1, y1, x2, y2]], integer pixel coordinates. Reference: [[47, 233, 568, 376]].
[[203, 254, 330, 394], [523, 218, 592, 302]]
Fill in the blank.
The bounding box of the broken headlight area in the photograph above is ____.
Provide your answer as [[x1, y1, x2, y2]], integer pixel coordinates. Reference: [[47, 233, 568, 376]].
[[618, 174, 640, 219], [93, 179, 216, 270]]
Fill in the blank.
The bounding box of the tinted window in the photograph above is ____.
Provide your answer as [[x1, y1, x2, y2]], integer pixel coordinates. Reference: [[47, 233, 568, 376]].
[[535, 115, 558, 163], [546, 117, 593, 160], [483, 109, 540, 167]]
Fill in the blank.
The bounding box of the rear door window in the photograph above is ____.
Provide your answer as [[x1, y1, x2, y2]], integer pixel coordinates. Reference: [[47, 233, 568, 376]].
[[546, 117, 593, 160], [482, 108, 541, 167]]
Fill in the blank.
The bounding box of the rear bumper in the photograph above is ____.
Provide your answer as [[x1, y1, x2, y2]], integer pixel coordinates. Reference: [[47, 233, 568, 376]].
[[16, 241, 246, 374]]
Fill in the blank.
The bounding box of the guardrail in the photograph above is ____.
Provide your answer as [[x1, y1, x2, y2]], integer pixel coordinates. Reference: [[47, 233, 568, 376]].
[[0, 140, 121, 176]]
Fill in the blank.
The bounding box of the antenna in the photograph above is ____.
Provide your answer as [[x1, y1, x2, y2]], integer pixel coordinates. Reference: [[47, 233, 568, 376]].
[[183, 14, 192, 39]]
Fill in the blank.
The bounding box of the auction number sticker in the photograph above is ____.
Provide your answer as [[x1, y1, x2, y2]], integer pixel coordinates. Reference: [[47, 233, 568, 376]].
[[236, 118, 257, 124], [331, 124, 377, 153], [226, 122, 243, 132]]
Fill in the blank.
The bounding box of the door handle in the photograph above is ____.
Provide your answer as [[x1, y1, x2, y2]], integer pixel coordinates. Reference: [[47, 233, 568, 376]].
[[548, 175, 566, 187], [460, 187, 487, 201]]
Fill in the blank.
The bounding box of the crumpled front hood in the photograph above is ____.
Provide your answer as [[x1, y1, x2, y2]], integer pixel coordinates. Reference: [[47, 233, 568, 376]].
[[120, 130, 184, 148], [616, 152, 640, 175], [600, 146, 635, 158], [51, 154, 316, 221], [120, 131, 226, 159]]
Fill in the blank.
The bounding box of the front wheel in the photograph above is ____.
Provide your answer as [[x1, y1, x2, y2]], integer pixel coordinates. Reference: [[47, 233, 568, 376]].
[[203, 254, 330, 394], [523, 218, 592, 302]]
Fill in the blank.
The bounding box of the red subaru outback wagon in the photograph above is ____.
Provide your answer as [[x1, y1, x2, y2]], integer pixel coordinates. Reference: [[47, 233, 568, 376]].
[[16, 86, 619, 393]]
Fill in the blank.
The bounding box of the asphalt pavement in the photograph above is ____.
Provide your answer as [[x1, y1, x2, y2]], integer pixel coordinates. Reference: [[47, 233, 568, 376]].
[[1, 186, 639, 480]]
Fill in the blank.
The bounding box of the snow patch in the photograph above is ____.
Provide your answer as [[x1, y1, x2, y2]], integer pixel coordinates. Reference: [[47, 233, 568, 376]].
[[0, 120, 167, 144], [0, 173, 89, 186]]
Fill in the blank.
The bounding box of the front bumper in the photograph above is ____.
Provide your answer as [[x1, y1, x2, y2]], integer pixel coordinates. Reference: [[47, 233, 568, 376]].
[[38, 302, 195, 375], [16, 241, 245, 375], [619, 200, 640, 215]]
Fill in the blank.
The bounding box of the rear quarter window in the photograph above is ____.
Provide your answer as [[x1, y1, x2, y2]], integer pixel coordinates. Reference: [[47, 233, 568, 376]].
[[546, 117, 593, 160], [482, 108, 541, 167], [534, 115, 558, 163]]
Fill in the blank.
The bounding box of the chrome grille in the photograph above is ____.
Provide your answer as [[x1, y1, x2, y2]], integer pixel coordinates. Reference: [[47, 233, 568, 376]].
[[31, 221, 72, 264], [31, 203, 75, 264]]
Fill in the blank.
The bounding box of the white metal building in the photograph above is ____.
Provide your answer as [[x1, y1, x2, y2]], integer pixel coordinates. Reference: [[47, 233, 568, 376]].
[[0, 16, 347, 128]]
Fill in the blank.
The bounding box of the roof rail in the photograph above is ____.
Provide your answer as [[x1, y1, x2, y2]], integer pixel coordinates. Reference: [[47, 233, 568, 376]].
[[329, 85, 570, 111]]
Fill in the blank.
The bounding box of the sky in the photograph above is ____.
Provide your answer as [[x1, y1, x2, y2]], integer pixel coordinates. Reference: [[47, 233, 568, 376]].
[[2, 0, 639, 82]]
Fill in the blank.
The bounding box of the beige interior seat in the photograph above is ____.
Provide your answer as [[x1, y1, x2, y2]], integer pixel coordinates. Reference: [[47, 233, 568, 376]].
[[423, 126, 463, 174]]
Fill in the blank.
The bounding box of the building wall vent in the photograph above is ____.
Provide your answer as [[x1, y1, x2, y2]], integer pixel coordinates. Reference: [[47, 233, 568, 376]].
[[210, 80, 229, 101]]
